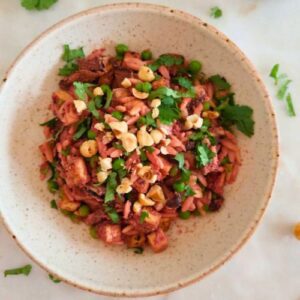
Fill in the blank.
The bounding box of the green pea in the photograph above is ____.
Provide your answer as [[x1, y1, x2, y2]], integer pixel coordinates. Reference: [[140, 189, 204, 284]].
[[141, 49, 153, 60], [135, 82, 152, 93], [112, 158, 125, 171], [173, 181, 186, 192], [78, 205, 90, 217], [111, 111, 124, 120], [188, 60, 202, 74], [89, 226, 98, 239], [87, 130, 96, 139], [179, 211, 191, 220], [115, 44, 128, 58]]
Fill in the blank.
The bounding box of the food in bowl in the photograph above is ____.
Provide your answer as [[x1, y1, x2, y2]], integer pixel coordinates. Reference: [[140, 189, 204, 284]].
[[39, 43, 254, 253]]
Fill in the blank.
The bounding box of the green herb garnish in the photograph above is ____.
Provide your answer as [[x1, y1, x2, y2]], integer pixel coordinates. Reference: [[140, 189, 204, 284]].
[[286, 93, 296, 117], [177, 77, 193, 89], [104, 172, 117, 202], [210, 6, 223, 18], [104, 205, 120, 224], [209, 75, 231, 90], [149, 54, 184, 71], [141, 49, 153, 60], [174, 153, 185, 169], [140, 211, 149, 224], [87, 100, 100, 119], [39, 117, 58, 128], [221, 104, 254, 137], [179, 211, 191, 220], [195, 144, 215, 167], [137, 112, 157, 128], [21, 0, 58, 10], [48, 274, 61, 283], [50, 199, 58, 209], [101, 84, 113, 108], [4, 264, 32, 277], [111, 111, 124, 120], [73, 82, 93, 101], [61, 146, 70, 156]]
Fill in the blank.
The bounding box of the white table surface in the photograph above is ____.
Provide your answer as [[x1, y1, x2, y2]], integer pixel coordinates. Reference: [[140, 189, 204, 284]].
[[1, 0, 300, 299]]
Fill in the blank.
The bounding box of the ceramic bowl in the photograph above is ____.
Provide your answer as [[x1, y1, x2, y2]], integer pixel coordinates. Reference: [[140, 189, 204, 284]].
[[0, 3, 278, 297]]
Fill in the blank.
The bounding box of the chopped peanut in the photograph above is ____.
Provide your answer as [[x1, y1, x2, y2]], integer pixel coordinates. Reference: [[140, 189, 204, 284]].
[[137, 165, 157, 183], [137, 126, 154, 147], [152, 107, 160, 119], [59, 196, 80, 212], [184, 114, 203, 130], [94, 122, 105, 131], [120, 132, 138, 152], [150, 99, 161, 108], [80, 140, 98, 158], [132, 88, 149, 100], [73, 100, 87, 114], [138, 66, 155, 82], [133, 201, 142, 214], [139, 194, 155, 206], [116, 178, 132, 194], [147, 185, 166, 204], [202, 111, 220, 119], [93, 87, 104, 96], [109, 121, 128, 138], [97, 171, 109, 184], [121, 78, 132, 88], [150, 129, 164, 144], [99, 157, 112, 171]]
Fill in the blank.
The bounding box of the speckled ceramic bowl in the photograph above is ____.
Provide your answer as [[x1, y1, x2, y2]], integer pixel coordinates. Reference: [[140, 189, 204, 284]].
[[0, 3, 278, 297]]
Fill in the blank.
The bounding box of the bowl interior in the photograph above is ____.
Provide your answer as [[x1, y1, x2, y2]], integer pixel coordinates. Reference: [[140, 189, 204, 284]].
[[0, 4, 278, 296]]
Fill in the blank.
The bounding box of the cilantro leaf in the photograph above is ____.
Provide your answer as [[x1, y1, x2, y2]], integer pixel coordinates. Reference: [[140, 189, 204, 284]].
[[4, 264, 32, 277], [58, 62, 78, 76], [62, 44, 84, 62], [149, 87, 180, 99], [159, 104, 180, 124], [149, 54, 184, 71], [140, 211, 149, 223], [221, 104, 254, 137], [73, 117, 92, 141], [137, 112, 157, 128], [210, 6, 223, 18], [195, 144, 215, 167], [48, 274, 61, 283], [209, 75, 231, 90], [73, 81, 94, 100], [175, 153, 185, 169], [286, 93, 296, 117], [21, 0, 58, 10], [277, 79, 291, 100], [177, 77, 193, 89], [104, 172, 117, 203]]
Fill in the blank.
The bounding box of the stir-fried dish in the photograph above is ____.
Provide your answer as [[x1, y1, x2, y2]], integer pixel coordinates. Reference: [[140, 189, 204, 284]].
[[39, 43, 254, 253]]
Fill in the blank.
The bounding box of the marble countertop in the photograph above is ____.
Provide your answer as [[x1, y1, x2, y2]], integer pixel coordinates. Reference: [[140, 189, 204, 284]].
[[1, 1, 300, 299]]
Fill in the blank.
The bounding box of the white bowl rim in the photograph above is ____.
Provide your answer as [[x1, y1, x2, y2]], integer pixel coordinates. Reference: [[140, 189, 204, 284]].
[[0, 2, 279, 297]]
